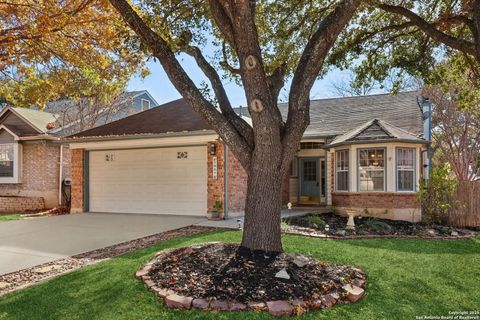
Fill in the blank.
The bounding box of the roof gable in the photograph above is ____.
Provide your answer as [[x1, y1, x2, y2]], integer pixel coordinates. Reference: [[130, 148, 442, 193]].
[[326, 119, 426, 147], [0, 107, 57, 135], [349, 121, 392, 141]]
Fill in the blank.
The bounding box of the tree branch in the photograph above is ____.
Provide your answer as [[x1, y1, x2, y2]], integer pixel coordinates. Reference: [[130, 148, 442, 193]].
[[378, 3, 477, 58], [108, 0, 252, 170], [282, 0, 363, 172], [180, 44, 254, 148]]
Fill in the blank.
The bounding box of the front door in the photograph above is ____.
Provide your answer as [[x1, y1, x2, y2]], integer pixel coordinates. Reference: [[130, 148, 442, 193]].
[[300, 158, 320, 204]]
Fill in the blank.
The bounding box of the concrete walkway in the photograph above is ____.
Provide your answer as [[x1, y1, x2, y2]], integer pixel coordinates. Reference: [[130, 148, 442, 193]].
[[197, 208, 328, 229], [0, 213, 205, 276]]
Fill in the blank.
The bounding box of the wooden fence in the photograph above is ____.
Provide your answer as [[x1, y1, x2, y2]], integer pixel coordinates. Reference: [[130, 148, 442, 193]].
[[448, 181, 480, 227]]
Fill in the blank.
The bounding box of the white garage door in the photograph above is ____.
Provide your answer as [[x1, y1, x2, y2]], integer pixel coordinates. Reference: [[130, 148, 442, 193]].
[[88, 146, 207, 215]]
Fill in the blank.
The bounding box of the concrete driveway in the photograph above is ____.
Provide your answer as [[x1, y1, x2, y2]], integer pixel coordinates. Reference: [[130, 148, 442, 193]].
[[0, 213, 205, 276]]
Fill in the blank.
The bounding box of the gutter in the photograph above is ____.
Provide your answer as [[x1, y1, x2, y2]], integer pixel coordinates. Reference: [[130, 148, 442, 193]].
[[323, 138, 429, 149], [63, 130, 217, 144], [19, 134, 59, 141]]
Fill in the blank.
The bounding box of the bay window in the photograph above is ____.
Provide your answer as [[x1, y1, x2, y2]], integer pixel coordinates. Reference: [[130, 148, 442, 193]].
[[396, 148, 415, 191], [335, 150, 349, 191], [358, 148, 385, 191]]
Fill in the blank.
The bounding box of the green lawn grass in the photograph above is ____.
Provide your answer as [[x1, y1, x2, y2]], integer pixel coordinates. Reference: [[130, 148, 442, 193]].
[[0, 231, 479, 320], [0, 214, 23, 222]]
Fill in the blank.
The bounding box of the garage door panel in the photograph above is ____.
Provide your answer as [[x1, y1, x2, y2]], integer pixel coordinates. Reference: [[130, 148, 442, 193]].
[[89, 147, 207, 215]]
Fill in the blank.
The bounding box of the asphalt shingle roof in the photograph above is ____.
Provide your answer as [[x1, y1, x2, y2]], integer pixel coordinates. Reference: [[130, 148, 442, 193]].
[[278, 91, 423, 137], [68, 98, 212, 138], [69, 91, 424, 140]]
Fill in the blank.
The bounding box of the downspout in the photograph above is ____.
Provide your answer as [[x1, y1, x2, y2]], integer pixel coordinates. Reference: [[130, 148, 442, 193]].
[[419, 96, 433, 179], [58, 144, 63, 206], [223, 143, 229, 220]]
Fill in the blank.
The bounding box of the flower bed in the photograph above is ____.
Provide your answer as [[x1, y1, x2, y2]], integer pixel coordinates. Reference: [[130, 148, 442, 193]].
[[137, 243, 366, 317], [282, 212, 480, 239]]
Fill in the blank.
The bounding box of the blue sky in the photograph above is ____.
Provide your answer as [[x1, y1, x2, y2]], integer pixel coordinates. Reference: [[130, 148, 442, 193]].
[[127, 53, 354, 107]]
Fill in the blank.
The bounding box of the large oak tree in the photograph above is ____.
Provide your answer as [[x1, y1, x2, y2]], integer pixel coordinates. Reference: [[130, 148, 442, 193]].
[[106, 0, 480, 253]]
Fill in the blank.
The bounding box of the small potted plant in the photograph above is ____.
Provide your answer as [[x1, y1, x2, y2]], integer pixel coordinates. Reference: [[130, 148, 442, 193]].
[[209, 200, 223, 220]]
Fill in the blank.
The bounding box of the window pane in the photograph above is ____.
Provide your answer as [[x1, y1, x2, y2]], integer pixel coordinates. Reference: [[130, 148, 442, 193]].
[[396, 148, 415, 191], [359, 149, 384, 191], [0, 144, 14, 177], [337, 171, 348, 191], [336, 150, 349, 191], [397, 171, 414, 191]]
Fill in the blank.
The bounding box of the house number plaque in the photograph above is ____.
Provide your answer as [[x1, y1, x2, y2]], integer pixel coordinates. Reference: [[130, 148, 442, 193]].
[[213, 156, 217, 179]]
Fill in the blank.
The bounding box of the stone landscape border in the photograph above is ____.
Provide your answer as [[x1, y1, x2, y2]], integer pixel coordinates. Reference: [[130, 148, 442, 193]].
[[282, 229, 478, 240], [137, 244, 366, 317], [0, 226, 216, 296]]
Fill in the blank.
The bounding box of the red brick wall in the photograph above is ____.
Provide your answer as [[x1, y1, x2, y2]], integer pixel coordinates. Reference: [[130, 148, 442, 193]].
[[332, 192, 420, 209], [207, 142, 225, 215], [70, 148, 84, 213], [0, 196, 45, 213], [0, 141, 60, 208], [228, 148, 248, 212]]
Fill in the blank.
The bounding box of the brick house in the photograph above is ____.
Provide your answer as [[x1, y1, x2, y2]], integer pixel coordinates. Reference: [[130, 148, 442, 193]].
[[66, 91, 431, 222], [0, 106, 62, 211], [0, 91, 158, 213]]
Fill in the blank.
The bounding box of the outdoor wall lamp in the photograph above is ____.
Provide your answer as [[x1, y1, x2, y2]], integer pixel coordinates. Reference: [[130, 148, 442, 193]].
[[210, 143, 217, 155]]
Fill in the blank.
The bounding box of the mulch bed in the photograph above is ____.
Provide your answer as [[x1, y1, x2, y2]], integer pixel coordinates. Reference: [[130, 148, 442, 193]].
[[141, 243, 366, 316], [0, 225, 216, 296], [283, 212, 480, 239]]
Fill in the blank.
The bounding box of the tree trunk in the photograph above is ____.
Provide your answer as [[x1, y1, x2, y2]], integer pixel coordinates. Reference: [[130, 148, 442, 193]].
[[240, 145, 285, 253]]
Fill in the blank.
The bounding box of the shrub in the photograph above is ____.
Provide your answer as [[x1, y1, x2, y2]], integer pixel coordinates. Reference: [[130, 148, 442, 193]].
[[417, 164, 458, 225], [284, 214, 326, 229], [365, 220, 393, 233]]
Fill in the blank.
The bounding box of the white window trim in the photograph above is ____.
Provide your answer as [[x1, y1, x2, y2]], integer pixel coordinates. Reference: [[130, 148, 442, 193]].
[[289, 157, 298, 177], [141, 99, 151, 111], [335, 149, 349, 192], [357, 147, 386, 192], [395, 147, 416, 192], [0, 142, 22, 183]]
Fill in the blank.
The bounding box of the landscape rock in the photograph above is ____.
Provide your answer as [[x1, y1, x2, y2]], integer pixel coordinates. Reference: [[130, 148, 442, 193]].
[[322, 294, 337, 308], [0, 282, 10, 290], [451, 231, 459, 236], [135, 268, 148, 278], [291, 299, 306, 308], [248, 301, 267, 311], [154, 288, 174, 298], [292, 255, 309, 268], [165, 294, 193, 309], [342, 284, 365, 303], [192, 298, 209, 310], [144, 279, 155, 288], [32, 264, 62, 274], [353, 278, 366, 288], [267, 300, 293, 317], [275, 268, 291, 280], [229, 302, 247, 311], [210, 300, 229, 311]]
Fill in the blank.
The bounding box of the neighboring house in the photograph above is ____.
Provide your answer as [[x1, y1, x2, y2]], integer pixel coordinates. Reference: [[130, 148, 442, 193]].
[[66, 91, 431, 222], [0, 90, 158, 213], [46, 90, 158, 137], [0, 107, 62, 211]]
